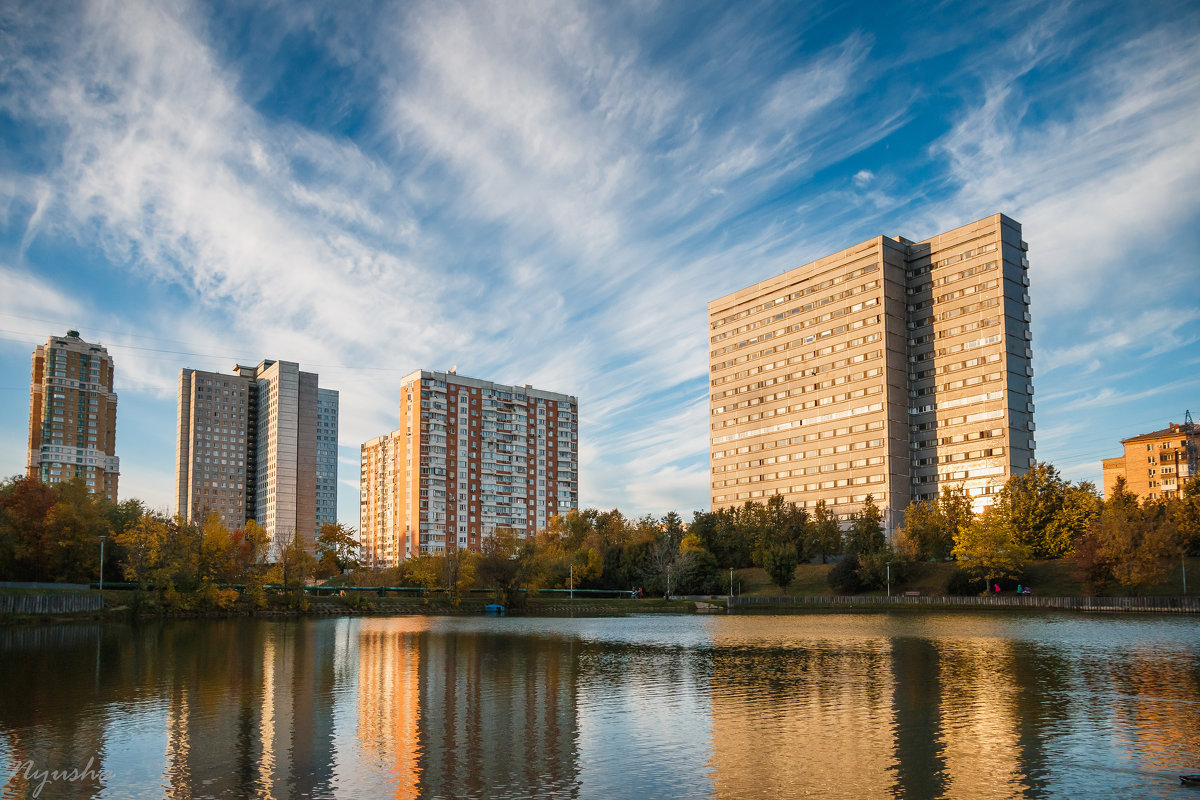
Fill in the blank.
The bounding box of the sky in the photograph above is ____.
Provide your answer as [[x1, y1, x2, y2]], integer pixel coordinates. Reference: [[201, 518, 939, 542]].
[[1, 0, 1198, 525]]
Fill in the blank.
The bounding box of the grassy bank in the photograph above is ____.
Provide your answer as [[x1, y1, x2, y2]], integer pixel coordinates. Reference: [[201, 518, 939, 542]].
[[0, 588, 710, 624], [734, 557, 1200, 598]]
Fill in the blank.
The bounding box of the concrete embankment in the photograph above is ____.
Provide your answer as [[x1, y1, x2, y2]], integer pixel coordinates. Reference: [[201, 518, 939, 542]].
[[726, 594, 1200, 613]]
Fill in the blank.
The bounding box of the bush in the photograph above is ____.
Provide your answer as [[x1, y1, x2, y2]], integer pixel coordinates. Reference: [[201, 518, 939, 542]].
[[946, 569, 1024, 595], [195, 579, 239, 611], [945, 569, 977, 596], [828, 554, 863, 593], [344, 591, 375, 612]]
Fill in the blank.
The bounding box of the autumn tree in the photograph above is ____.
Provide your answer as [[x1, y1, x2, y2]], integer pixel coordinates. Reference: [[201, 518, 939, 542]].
[[952, 506, 1031, 592], [316, 522, 360, 575], [115, 511, 169, 591], [0, 475, 57, 581], [477, 527, 539, 607], [1076, 479, 1179, 593]]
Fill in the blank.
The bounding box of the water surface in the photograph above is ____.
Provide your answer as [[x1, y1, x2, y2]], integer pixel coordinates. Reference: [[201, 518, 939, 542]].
[[1, 612, 1197, 798]]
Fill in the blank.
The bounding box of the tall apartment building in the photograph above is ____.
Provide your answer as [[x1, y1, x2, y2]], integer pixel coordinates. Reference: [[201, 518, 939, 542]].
[[1102, 421, 1197, 500], [709, 213, 1034, 533], [175, 360, 338, 556], [26, 330, 119, 500], [360, 369, 578, 566]]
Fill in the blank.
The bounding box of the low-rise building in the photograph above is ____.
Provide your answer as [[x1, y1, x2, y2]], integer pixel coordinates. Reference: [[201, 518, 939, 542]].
[[1102, 421, 1196, 500]]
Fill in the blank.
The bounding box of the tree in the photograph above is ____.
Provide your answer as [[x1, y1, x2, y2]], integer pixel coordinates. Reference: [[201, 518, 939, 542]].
[[898, 484, 974, 562], [810, 500, 843, 563], [762, 542, 799, 592], [231, 520, 269, 578], [951, 506, 1031, 592], [846, 495, 885, 556], [1172, 476, 1200, 555], [269, 530, 319, 589], [316, 522, 360, 574], [197, 513, 234, 583], [672, 534, 722, 595], [0, 475, 57, 581], [1078, 481, 1179, 592], [43, 478, 112, 583], [115, 511, 169, 591], [477, 527, 539, 607]]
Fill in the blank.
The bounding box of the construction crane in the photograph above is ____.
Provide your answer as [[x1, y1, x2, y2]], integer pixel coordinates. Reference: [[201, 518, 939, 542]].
[[1185, 410, 1199, 481]]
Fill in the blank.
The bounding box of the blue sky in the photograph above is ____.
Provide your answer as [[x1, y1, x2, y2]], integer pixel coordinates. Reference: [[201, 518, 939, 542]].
[[1, 0, 1198, 525]]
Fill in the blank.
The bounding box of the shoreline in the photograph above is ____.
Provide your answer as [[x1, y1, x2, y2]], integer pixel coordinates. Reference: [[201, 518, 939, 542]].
[[3, 591, 1199, 626]]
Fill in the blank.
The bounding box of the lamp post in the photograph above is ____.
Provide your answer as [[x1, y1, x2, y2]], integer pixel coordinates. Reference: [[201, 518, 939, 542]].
[[886, 561, 891, 598], [99, 535, 106, 592], [729, 567, 734, 597]]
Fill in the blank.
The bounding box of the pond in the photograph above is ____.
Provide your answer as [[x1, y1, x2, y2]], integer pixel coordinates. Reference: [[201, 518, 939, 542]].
[[1, 612, 1197, 798]]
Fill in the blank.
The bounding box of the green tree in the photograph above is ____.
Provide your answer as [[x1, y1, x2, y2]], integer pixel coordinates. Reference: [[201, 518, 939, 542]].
[[846, 495, 885, 556], [952, 506, 1031, 592], [898, 484, 974, 562], [1000, 461, 1070, 559], [672, 534, 722, 594], [1171, 476, 1200, 555], [762, 542, 799, 592], [810, 500, 843, 563]]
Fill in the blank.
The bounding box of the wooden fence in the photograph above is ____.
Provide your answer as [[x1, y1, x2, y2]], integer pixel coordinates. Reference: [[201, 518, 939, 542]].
[[0, 593, 103, 615], [725, 594, 1200, 613]]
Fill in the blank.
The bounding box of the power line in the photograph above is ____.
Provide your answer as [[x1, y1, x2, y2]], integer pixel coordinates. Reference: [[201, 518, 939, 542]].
[[0, 327, 410, 373]]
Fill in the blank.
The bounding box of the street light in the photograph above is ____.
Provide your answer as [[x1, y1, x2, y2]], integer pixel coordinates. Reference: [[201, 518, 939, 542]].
[[99, 535, 106, 592], [886, 560, 891, 598]]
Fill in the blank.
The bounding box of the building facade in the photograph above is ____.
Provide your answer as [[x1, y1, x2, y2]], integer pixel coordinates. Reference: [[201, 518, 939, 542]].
[[709, 213, 1034, 533], [175, 360, 338, 555], [1102, 421, 1197, 500], [360, 369, 578, 566], [26, 330, 119, 500]]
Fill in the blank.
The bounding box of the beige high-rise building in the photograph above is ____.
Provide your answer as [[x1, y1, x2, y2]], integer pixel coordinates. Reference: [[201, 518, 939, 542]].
[[26, 330, 119, 500], [175, 360, 339, 556], [360, 431, 402, 568], [360, 369, 578, 565], [709, 213, 1034, 533]]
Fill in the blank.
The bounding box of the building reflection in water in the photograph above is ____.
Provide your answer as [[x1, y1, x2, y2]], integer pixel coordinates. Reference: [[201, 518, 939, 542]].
[[927, 637, 1030, 798], [160, 620, 338, 799], [356, 617, 427, 799], [706, 618, 898, 798], [414, 626, 579, 799]]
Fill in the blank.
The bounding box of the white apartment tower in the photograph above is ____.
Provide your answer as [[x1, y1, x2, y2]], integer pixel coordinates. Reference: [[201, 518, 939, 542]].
[[360, 369, 579, 566], [175, 360, 339, 555]]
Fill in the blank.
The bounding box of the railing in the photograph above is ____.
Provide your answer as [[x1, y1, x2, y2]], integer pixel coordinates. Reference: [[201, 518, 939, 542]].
[[0, 593, 103, 614], [726, 594, 1200, 613]]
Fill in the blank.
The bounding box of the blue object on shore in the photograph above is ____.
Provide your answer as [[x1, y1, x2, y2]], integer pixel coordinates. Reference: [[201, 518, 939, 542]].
[[484, 604, 505, 615]]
